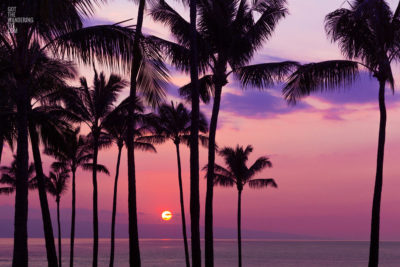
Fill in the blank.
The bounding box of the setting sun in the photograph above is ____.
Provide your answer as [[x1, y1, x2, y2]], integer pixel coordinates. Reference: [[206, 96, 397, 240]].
[[161, 211, 172, 221]]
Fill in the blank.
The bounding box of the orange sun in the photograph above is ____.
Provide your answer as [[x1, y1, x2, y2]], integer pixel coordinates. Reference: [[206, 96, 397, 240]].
[[161, 210, 172, 221]]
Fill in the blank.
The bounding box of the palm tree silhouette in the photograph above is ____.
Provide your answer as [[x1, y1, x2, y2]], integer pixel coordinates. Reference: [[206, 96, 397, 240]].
[[1, 42, 79, 266], [44, 127, 100, 267], [27, 46, 78, 267], [0, 156, 37, 195], [45, 167, 70, 267], [65, 68, 124, 266], [126, 0, 170, 264], [154, 102, 209, 267], [188, 0, 202, 264], [151, 1, 295, 263], [103, 97, 158, 267], [283, 1, 400, 265], [208, 145, 277, 267], [0, 1, 137, 265]]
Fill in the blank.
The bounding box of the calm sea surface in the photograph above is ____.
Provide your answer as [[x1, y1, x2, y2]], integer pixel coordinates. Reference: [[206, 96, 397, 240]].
[[0, 239, 399, 266]]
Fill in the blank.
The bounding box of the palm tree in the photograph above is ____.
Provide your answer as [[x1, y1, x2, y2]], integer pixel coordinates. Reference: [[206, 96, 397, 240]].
[[45, 167, 70, 267], [155, 102, 209, 267], [1, 41, 80, 266], [282, 1, 400, 266], [209, 145, 277, 267], [103, 97, 158, 267], [150, 2, 295, 264], [126, 0, 169, 265], [65, 69, 124, 267], [27, 45, 78, 267], [0, 1, 137, 265], [0, 156, 37, 195], [44, 127, 97, 267], [188, 0, 202, 263]]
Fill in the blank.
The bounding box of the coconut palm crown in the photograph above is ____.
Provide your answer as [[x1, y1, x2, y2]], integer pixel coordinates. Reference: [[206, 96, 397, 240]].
[[0, 156, 37, 195], [282, 1, 400, 266], [208, 144, 277, 267]]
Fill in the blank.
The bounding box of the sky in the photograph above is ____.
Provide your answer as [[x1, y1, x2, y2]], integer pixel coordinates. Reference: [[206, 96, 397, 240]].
[[2, 0, 400, 241]]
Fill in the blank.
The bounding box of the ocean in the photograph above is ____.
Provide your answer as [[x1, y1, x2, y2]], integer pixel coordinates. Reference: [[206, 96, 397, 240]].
[[0, 239, 399, 266]]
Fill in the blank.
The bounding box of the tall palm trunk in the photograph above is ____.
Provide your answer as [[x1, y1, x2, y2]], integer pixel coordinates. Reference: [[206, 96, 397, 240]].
[[70, 169, 76, 267], [28, 120, 59, 267], [237, 190, 242, 267], [57, 198, 62, 267], [13, 82, 29, 267], [189, 0, 201, 266], [174, 141, 190, 267], [0, 137, 3, 165], [92, 131, 100, 267], [205, 84, 223, 267], [127, 1, 145, 266], [368, 79, 387, 267], [109, 143, 123, 267]]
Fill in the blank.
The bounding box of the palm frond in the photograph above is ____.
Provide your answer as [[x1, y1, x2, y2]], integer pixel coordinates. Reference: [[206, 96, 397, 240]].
[[234, 61, 298, 89], [49, 25, 135, 70], [136, 50, 168, 107], [325, 8, 375, 62], [213, 164, 236, 187], [82, 163, 110, 175], [0, 187, 15, 195], [179, 75, 215, 103], [150, 1, 192, 47], [134, 142, 157, 152], [239, 0, 288, 62], [247, 156, 272, 178], [248, 178, 277, 189], [283, 60, 359, 104], [135, 135, 166, 145], [181, 134, 209, 148]]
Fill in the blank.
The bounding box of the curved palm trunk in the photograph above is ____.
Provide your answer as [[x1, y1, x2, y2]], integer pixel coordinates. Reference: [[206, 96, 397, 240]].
[[175, 142, 190, 267], [109, 144, 123, 267], [29, 121, 59, 267], [189, 0, 201, 266], [205, 85, 223, 267], [368, 80, 387, 267], [57, 199, 62, 267], [237, 190, 242, 267], [69, 169, 76, 267], [92, 133, 99, 267], [126, 0, 145, 266], [13, 83, 29, 267]]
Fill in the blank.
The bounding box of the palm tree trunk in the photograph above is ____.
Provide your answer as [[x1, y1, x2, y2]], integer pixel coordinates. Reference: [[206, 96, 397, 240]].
[[127, 0, 146, 266], [189, 0, 201, 266], [92, 133, 99, 267], [28, 120, 59, 267], [70, 169, 76, 267], [0, 136, 4, 165], [205, 85, 223, 267], [109, 144, 123, 267], [12, 83, 29, 267], [368, 79, 387, 267], [237, 190, 242, 267], [175, 142, 190, 267], [57, 199, 62, 267]]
